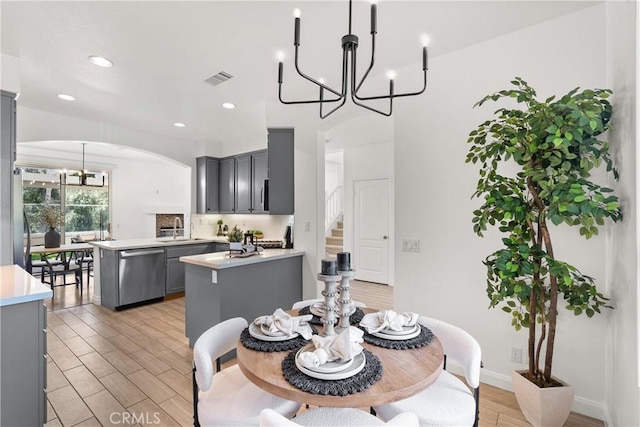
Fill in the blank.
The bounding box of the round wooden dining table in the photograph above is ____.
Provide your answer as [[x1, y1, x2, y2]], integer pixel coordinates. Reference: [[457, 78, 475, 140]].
[[236, 308, 444, 408]]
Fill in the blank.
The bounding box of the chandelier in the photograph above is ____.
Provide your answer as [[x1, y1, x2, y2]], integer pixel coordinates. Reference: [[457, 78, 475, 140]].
[[66, 143, 105, 187], [277, 0, 429, 118]]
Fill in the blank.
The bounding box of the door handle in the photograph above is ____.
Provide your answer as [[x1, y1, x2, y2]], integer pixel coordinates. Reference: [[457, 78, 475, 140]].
[[383, 235, 388, 240]]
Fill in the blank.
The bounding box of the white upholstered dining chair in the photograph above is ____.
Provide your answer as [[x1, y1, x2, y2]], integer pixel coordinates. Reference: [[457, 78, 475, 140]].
[[260, 408, 419, 427], [291, 298, 367, 310], [192, 317, 301, 426], [372, 316, 482, 427]]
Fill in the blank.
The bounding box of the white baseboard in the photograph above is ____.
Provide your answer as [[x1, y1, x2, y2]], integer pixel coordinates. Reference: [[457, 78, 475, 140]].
[[91, 295, 101, 305], [446, 363, 608, 422]]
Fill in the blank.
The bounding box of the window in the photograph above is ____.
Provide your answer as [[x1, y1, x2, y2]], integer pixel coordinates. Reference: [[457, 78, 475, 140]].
[[21, 166, 110, 241]]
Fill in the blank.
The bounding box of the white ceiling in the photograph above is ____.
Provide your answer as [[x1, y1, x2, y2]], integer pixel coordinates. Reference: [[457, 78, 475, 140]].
[[1, 1, 597, 157]]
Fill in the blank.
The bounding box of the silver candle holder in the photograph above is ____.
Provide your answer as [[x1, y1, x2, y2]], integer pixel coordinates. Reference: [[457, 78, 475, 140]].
[[317, 272, 341, 336], [337, 269, 356, 331]]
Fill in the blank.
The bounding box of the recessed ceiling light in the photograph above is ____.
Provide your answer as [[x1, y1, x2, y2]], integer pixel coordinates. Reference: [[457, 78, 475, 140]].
[[174, 122, 186, 128], [89, 56, 113, 67], [222, 102, 236, 109], [57, 94, 76, 101]]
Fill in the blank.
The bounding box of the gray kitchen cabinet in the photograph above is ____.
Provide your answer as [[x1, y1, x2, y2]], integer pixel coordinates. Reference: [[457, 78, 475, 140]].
[[219, 157, 235, 213], [235, 154, 252, 213], [252, 150, 269, 213], [214, 242, 230, 252], [165, 243, 214, 294], [1, 299, 47, 426], [196, 156, 219, 214], [268, 128, 295, 214]]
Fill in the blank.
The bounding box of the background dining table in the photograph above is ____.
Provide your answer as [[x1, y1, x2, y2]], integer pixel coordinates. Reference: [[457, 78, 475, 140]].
[[236, 308, 444, 408]]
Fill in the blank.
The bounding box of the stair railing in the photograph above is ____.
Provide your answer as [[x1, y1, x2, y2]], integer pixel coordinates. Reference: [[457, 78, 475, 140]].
[[325, 185, 343, 233]]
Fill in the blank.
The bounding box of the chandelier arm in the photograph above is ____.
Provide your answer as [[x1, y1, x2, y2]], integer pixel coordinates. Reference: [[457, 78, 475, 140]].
[[293, 43, 343, 98], [349, 52, 392, 116], [320, 48, 350, 118], [278, 84, 343, 105], [354, 35, 376, 94], [354, 69, 427, 101]]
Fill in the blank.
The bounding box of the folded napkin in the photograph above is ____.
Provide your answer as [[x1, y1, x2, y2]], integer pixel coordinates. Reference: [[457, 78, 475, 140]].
[[254, 308, 313, 339], [298, 326, 364, 369], [359, 310, 419, 334]]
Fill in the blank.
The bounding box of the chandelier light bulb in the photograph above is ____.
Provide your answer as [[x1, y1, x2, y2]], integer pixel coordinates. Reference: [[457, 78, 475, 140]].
[[293, 8, 301, 18], [386, 71, 397, 81], [276, 51, 285, 62], [421, 34, 430, 47], [319, 78, 325, 84]]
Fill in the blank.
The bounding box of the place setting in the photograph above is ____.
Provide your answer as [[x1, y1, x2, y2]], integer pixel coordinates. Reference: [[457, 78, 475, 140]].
[[282, 326, 383, 396], [359, 309, 434, 350], [240, 308, 316, 352]]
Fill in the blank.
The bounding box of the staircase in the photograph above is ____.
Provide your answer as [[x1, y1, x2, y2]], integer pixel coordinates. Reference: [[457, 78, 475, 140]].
[[325, 219, 344, 257]]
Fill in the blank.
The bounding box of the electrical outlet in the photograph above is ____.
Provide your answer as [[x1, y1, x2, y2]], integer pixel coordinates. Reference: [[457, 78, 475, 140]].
[[510, 346, 523, 363]]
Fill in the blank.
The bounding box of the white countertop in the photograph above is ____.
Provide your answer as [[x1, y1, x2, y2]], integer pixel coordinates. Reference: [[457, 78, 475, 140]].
[[90, 237, 228, 251], [0, 265, 53, 306], [180, 249, 304, 270]]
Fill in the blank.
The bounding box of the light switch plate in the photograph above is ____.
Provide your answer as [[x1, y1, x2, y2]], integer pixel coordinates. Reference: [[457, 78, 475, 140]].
[[211, 270, 218, 284], [402, 239, 420, 252]]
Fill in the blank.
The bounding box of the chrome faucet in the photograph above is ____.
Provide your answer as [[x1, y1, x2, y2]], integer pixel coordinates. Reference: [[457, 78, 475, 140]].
[[173, 216, 183, 239]]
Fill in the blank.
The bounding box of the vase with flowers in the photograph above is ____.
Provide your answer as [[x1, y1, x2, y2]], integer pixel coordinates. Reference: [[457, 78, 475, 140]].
[[41, 205, 63, 248]]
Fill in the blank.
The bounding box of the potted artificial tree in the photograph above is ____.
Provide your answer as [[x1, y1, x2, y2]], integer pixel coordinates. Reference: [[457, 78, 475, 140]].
[[227, 225, 244, 252], [467, 77, 622, 426], [41, 204, 63, 248]]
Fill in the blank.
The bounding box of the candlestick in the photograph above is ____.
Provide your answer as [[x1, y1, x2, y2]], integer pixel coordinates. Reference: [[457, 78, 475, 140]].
[[317, 273, 341, 336], [337, 269, 356, 330]]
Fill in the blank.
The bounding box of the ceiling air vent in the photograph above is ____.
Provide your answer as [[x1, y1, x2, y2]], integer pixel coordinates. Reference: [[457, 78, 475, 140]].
[[204, 71, 234, 87]]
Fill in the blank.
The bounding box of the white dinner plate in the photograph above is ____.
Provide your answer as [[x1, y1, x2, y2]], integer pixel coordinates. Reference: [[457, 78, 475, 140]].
[[371, 324, 421, 340], [249, 323, 298, 342], [295, 344, 355, 373], [310, 303, 325, 317], [295, 348, 366, 380], [378, 324, 420, 336]]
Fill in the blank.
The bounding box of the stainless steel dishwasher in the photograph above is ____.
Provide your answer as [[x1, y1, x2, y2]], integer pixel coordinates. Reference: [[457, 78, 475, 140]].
[[118, 248, 166, 306]]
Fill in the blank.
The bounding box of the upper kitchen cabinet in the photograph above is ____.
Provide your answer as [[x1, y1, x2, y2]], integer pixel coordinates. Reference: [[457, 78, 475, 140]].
[[218, 157, 235, 213], [196, 157, 219, 214], [267, 128, 295, 215], [234, 154, 252, 213], [251, 151, 268, 214]]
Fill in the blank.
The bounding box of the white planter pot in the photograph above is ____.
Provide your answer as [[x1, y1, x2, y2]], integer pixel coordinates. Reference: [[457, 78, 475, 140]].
[[229, 242, 243, 251], [511, 370, 574, 427]]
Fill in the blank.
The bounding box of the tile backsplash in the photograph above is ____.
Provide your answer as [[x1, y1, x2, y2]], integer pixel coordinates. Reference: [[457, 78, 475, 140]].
[[155, 214, 184, 237], [191, 213, 293, 242]]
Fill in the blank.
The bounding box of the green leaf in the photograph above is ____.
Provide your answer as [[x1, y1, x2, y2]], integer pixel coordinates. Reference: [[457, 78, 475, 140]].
[[574, 195, 587, 203]]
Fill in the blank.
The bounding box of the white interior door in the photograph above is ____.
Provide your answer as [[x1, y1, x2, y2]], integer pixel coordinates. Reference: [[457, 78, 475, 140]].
[[354, 179, 389, 284]]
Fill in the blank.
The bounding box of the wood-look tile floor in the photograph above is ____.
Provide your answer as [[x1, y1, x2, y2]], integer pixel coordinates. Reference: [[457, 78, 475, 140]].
[[43, 277, 603, 426]]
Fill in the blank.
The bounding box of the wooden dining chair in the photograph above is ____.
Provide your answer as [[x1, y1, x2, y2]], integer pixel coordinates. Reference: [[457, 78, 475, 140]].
[[260, 408, 419, 426], [192, 317, 301, 427], [371, 316, 482, 427], [41, 251, 83, 298]]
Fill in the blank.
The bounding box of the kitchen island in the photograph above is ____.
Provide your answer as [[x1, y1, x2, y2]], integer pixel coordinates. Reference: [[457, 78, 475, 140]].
[[180, 249, 304, 347], [91, 238, 229, 310]]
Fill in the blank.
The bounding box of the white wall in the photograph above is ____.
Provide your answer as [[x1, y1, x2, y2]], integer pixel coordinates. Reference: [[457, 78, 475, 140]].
[[110, 157, 190, 239], [605, 2, 639, 427], [342, 140, 395, 286], [394, 4, 612, 419], [325, 159, 342, 196]]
